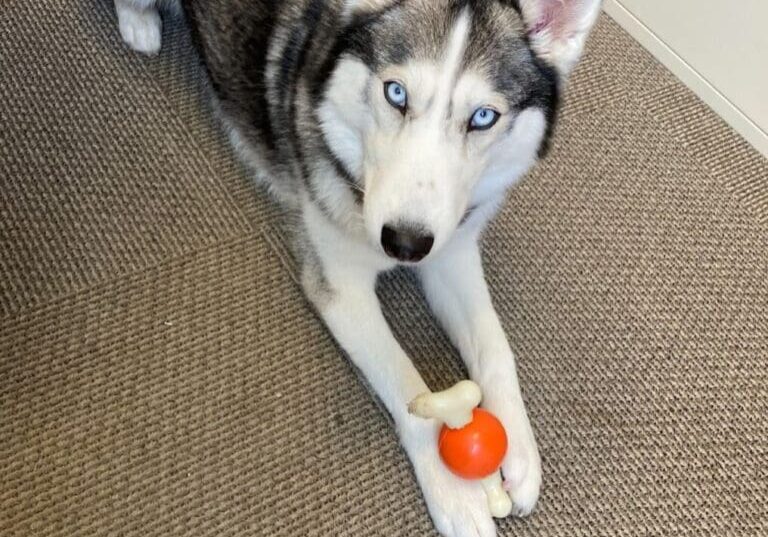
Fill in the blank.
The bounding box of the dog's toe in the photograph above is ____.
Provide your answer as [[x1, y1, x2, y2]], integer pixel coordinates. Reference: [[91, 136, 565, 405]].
[[503, 451, 541, 517]]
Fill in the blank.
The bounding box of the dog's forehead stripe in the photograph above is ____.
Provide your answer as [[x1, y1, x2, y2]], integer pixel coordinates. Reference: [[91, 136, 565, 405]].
[[431, 7, 472, 122]]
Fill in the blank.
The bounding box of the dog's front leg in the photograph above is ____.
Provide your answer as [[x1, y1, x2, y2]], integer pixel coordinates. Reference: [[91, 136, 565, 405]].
[[419, 234, 541, 517], [299, 217, 498, 537]]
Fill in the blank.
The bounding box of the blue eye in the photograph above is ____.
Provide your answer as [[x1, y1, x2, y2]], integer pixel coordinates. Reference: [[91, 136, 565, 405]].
[[469, 107, 500, 131], [384, 81, 408, 111]]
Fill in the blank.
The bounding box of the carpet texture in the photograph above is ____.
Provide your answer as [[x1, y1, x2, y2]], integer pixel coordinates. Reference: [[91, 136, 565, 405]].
[[2, 1, 767, 536]]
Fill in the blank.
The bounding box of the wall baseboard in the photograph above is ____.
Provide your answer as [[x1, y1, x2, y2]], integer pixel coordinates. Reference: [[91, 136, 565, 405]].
[[603, 0, 768, 158]]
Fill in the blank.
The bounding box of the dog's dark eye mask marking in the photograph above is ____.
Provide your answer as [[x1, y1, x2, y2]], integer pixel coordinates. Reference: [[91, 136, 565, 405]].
[[316, 0, 559, 157]]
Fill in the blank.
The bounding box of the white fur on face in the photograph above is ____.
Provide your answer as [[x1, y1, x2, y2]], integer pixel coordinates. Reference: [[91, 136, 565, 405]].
[[318, 58, 373, 180], [361, 8, 475, 253], [320, 8, 548, 259], [471, 108, 547, 207]]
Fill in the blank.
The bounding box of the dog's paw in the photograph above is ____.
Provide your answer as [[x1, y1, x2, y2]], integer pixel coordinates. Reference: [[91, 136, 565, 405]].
[[484, 397, 542, 517], [501, 441, 541, 517], [410, 444, 498, 537], [117, 4, 162, 55]]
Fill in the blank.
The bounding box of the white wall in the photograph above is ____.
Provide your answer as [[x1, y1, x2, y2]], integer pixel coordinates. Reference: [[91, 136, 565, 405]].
[[604, 0, 768, 157]]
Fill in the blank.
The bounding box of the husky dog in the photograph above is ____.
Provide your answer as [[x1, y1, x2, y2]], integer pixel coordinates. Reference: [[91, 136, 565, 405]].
[[114, 0, 601, 534]]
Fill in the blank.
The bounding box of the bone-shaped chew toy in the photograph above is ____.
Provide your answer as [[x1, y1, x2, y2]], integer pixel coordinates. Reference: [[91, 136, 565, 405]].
[[409, 381, 513, 518]]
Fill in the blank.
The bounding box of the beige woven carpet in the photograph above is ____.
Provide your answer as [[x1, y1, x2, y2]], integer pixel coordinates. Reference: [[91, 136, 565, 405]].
[[2, 1, 767, 535]]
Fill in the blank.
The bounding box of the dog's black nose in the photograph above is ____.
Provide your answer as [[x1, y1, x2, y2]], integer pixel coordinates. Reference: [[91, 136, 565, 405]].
[[381, 224, 434, 262]]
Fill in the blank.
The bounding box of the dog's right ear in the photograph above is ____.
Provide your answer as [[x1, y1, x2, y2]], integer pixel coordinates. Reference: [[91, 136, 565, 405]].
[[517, 0, 603, 78]]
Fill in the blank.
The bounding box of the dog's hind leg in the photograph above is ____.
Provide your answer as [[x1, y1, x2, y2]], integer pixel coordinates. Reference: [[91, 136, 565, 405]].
[[115, 0, 162, 55], [419, 231, 542, 518]]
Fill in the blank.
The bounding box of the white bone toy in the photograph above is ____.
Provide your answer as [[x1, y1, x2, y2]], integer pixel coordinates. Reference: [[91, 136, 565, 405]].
[[409, 381, 513, 518]]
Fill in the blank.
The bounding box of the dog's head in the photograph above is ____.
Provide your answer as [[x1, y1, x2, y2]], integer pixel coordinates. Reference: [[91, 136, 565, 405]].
[[319, 0, 601, 262]]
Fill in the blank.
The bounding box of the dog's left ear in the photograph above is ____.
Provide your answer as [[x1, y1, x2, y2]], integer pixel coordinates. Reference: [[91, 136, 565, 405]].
[[518, 0, 602, 77]]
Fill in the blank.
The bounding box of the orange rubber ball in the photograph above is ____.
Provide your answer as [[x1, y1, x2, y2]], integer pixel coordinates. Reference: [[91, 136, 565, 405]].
[[438, 408, 508, 480]]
